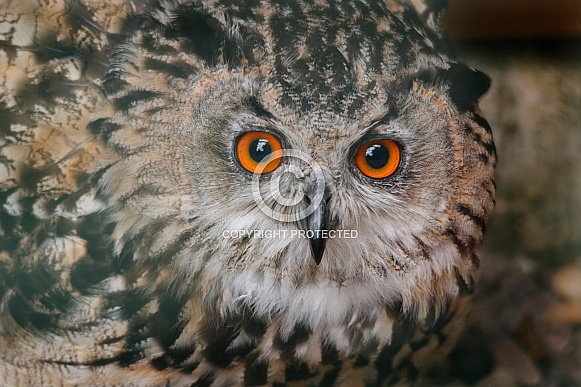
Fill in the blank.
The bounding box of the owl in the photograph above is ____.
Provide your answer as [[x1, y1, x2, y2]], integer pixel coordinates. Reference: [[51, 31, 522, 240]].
[[0, 0, 495, 385]]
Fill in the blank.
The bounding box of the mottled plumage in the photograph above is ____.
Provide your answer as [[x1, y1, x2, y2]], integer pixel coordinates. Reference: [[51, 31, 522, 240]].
[[0, 0, 495, 385]]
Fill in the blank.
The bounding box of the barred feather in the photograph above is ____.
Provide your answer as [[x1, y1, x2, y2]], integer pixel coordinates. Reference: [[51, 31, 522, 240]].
[[0, 1, 494, 385]]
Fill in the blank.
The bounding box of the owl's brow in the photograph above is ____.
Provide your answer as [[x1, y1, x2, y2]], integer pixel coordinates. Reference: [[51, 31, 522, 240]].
[[359, 112, 394, 137], [248, 98, 275, 121]]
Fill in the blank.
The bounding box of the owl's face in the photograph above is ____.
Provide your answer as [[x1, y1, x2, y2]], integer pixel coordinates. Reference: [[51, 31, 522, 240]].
[[174, 71, 459, 320], [102, 0, 495, 325]]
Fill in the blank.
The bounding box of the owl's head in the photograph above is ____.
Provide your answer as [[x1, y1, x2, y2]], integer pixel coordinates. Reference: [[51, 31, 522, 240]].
[[100, 0, 495, 325]]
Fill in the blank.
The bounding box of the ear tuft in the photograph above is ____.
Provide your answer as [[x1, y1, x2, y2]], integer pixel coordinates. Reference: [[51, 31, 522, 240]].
[[420, 0, 449, 37], [445, 64, 491, 111]]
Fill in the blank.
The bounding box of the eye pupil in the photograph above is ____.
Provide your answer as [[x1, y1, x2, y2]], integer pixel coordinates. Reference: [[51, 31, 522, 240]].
[[236, 131, 282, 174], [355, 139, 401, 179], [249, 138, 272, 163], [365, 144, 389, 169]]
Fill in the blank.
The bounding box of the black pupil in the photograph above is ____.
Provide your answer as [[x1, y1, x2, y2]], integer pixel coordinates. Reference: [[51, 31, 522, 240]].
[[365, 143, 389, 169], [249, 138, 272, 162]]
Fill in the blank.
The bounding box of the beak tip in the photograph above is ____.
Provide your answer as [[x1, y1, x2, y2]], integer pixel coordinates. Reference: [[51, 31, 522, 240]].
[[309, 237, 326, 265]]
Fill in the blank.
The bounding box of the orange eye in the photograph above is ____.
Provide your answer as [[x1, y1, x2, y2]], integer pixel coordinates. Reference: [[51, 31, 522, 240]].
[[236, 131, 283, 174], [355, 139, 401, 179]]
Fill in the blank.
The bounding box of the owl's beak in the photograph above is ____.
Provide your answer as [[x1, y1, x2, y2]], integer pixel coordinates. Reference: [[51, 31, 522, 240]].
[[302, 183, 329, 265], [306, 196, 327, 265]]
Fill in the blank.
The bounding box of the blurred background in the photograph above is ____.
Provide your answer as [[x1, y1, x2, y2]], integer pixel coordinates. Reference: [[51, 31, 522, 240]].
[[447, 0, 581, 265], [432, 1, 581, 385]]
